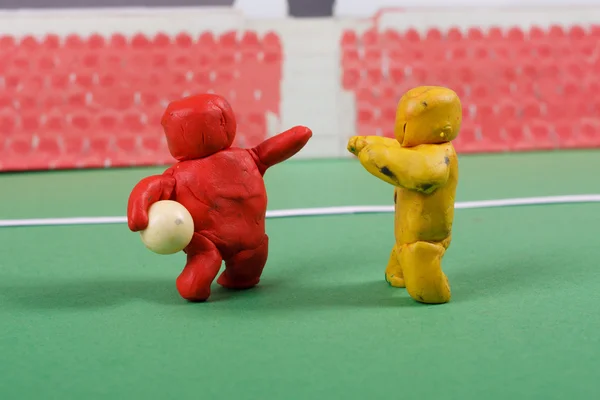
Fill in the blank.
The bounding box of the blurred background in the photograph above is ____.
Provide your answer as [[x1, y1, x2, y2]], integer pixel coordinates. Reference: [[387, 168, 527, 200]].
[[1, 0, 599, 171]]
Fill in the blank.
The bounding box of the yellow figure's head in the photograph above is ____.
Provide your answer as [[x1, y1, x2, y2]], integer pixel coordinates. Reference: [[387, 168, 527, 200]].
[[394, 86, 462, 147]]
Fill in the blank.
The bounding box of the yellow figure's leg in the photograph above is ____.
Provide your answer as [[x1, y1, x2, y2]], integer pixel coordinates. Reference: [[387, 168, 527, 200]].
[[399, 241, 451, 304], [385, 244, 405, 288]]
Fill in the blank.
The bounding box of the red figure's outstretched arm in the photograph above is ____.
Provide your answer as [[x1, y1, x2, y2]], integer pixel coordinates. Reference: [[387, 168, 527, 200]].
[[127, 169, 176, 232], [250, 125, 312, 175]]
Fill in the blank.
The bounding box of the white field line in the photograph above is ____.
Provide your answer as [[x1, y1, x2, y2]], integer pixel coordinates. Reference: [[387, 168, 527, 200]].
[[0, 194, 599, 228]]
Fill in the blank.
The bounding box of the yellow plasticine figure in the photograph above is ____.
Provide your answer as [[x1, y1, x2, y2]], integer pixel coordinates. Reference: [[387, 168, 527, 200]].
[[347, 86, 461, 304]]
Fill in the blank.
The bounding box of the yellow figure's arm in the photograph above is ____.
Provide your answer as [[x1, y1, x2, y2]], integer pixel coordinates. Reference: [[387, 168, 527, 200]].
[[356, 144, 450, 193]]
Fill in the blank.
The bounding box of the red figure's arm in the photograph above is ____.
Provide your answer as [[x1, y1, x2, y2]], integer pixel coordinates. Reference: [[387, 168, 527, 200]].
[[127, 168, 176, 232], [250, 125, 312, 175]]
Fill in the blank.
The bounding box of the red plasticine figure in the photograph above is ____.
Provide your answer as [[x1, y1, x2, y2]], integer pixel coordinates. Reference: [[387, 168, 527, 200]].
[[127, 94, 312, 301]]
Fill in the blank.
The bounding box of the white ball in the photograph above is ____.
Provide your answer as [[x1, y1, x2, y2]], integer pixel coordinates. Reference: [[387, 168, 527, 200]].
[[139, 200, 194, 255]]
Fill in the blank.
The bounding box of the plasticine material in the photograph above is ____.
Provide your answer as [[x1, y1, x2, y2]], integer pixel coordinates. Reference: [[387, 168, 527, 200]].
[[348, 86, 462, 305], [127, 93, 312, 302]]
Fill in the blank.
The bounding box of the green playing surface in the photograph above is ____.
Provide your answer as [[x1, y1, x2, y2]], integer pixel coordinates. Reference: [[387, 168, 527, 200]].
[[1, 150, 599, 399]]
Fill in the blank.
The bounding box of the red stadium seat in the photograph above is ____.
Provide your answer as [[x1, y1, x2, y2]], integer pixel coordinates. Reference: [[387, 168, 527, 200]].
[[446, 27, 463, 42], [467, 27, 484, 41], [404, 28, 420, 43], [87, 33, 106, 49], [361, 29, 379, 47], [506, 27, 525, 42], [341, 30, 357, 49], [504, 123, 529, 151], [0, 34, 16, 50], [8, 134, 34, 156], [548, 25, 566, 40], [21, 112, 41, 132], [37, 135, 61, 156], [218, 31, 237, 49], [521, 99, 543, 120], [575, 119, 600, 147], [140, 135, 165, 153], [0, 93, 13, 109], [525, 120, 557, 150], [263, 31, 282, 55], [115, 135, 140, 152], [425, 28, 443, 43], [0, 111, 17, 136], [453, 126, 483, 153], [381, 29, 401, 48], [342, 65, 361, 90], [62, 135, 86, 154], [473, 103, 496, 127], [152, 32, 171, 47]]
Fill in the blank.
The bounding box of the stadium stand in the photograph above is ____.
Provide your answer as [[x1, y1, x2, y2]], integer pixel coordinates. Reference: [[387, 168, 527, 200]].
[[340, 25, 600, 153], [0, 30, 282, 170]]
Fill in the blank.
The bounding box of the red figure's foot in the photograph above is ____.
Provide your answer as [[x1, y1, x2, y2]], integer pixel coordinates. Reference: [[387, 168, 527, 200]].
[[217, 235, 269, 290], [176, 234, 222, 302], [217, 274, 261, 290]]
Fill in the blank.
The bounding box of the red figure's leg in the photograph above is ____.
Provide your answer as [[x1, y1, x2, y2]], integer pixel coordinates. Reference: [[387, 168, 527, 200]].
[[176, 234, 223, 302], [217, 235, 269, 290]]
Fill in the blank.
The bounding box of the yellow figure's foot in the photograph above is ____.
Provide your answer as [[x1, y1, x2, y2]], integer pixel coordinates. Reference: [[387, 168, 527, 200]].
[[385, 244, 405, 288], [399, 241, 451, 304], [385, 273, 406, 288]]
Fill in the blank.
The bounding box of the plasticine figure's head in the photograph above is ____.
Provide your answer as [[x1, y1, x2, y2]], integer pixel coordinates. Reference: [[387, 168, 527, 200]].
[[394, 86, 462, 147], [161, 93, 237, 161]]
